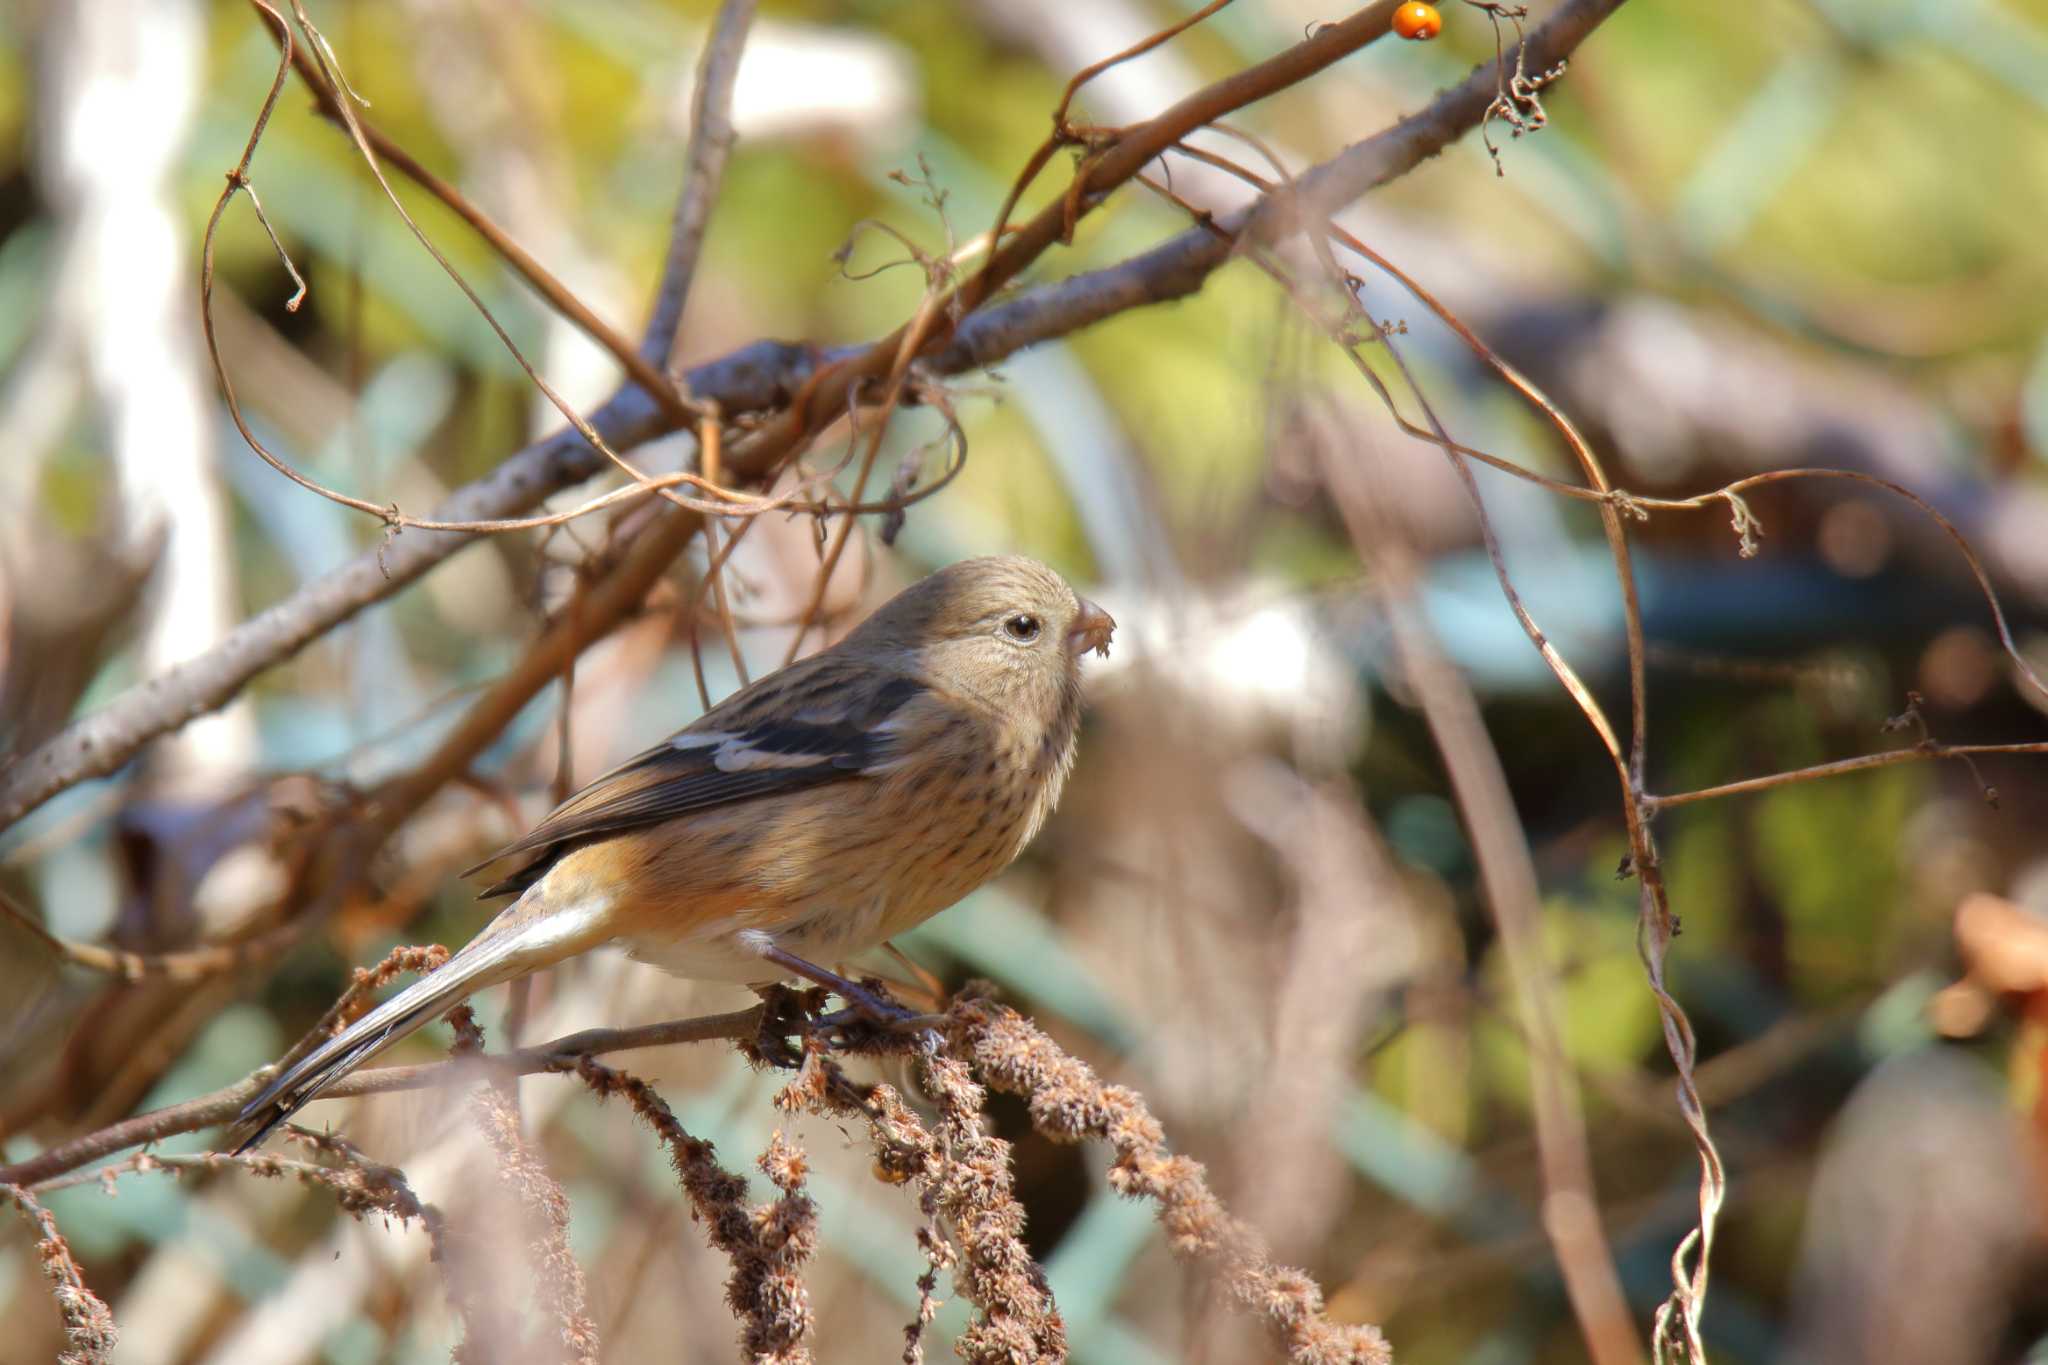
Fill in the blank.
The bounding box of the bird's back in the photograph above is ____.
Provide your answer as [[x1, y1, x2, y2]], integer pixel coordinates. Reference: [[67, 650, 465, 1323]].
[[553, 677, 1078, 982]]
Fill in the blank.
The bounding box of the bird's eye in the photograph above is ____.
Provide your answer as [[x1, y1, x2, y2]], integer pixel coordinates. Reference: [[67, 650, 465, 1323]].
[[1003, 613, 1042, 643]]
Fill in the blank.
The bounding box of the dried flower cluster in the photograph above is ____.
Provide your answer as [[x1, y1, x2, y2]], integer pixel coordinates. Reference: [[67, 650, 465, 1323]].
[[946, 988, 1393, 1365], [2, 1184, 117, 1365], [575, 1054, 819, 1363], [70, 1136, 449, 1247], [6, 959, 1396, 1363], [313, 945, 452, 1041], [446, 1007, 599, 1364], [778, 1034, 1068, 1363]]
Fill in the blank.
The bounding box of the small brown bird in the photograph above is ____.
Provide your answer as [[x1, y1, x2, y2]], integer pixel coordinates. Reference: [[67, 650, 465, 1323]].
[[231, 555, 1113, 1151]]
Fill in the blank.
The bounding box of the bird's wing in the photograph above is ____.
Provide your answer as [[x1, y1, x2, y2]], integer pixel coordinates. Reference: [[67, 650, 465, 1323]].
[[465, 664, 930, 895]]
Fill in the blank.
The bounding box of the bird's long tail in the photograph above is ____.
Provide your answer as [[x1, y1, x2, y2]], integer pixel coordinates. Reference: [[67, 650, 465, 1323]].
[[227, 896, 601, 1154]]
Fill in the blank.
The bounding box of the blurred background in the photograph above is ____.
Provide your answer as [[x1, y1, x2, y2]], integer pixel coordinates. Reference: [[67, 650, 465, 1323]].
[[5, 0, 2048, 1361]]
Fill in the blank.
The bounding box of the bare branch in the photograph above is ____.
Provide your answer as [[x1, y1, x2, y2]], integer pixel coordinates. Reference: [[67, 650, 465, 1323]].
[[646, 0, 759, 370], [0, 385, 671, 833], [1647, 740, 2048, 810], [1269, 0, 1625, 240], [714, 3, 1404, 486], [263, 1, 693, 424], [0, 1008, 763, 1190], [0, 0, 1630, 835]]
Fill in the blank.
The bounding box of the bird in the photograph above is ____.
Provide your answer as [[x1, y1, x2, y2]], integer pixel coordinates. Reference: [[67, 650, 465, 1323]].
[[229, 555, 1114, 1152]]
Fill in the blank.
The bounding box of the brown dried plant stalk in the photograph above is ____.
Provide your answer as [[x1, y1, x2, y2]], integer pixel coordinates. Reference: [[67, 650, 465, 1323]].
[[449, 1007, 600, 1365], [943, 989, 1392, 1365], [1, 1183, 117, 1365], [575, 1054, 818, 1364], [28, 1128, 504, 1354], [775, 1035, 1067, 1363]]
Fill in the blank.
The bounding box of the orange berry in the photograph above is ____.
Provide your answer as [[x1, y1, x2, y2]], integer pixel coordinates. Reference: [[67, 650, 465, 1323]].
[[1392, 2, 1444, 40]]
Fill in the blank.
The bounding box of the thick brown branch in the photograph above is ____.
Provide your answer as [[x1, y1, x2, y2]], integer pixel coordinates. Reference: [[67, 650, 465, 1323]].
[[1275, 0, 1625, 237]]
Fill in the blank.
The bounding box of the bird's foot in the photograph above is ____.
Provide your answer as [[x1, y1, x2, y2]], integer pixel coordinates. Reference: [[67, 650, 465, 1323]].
[[747, 984, 822, 1068], [811, 985, 946, 1054], [752, 945, 943, 1053], [823, 978, 920, 1025]]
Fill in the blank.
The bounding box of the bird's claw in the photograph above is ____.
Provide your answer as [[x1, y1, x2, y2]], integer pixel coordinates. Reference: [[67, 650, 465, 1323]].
[[756, 977, 938, 1056], [813, 1004, 942, 1032], [811, 986, 945, 1052], [804, 974, 915, 1025]]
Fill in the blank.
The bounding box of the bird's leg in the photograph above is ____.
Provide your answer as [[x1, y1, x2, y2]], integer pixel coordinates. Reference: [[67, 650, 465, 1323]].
[[754, 943, 924, 1027]]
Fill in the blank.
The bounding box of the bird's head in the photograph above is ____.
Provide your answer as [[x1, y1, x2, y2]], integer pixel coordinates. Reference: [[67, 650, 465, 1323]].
[[848, 555, 1115, 706]]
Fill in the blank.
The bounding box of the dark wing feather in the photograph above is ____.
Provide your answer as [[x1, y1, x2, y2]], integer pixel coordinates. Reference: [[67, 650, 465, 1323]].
[[467, 667, 926, 897]]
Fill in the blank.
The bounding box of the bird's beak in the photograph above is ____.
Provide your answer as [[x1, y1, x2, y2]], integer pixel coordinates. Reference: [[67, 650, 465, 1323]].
[[1067, 598, 1116, 658]]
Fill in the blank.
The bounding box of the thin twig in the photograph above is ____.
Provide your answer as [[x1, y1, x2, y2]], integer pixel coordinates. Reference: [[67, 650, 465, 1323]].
[[265, 4, 693, 422], [0, 886, 306, 984], [1323, 442, 1643, 1365], [227, 2, 743, 532], [0, 1008, 763, 1190], [975, 0, 1237, 303], [1137, 56, 1741, 1344], [204, 64, 786, 545], [0, 0, 1620, 837], [781, 287, 951, 665], [645, 0, 759, 371], [1647, 740, 2048, 810], [696, 409, 750, 685], [1623, 468, 2048, 704], [279, 1, 624, 462]]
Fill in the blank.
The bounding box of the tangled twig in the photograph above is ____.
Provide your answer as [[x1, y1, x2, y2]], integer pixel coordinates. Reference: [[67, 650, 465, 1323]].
[[1467, 1, 1567, 173]]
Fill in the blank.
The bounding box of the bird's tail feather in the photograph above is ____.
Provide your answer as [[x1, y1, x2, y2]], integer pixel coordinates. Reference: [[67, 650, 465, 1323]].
[[228, 905, 587, 1154]]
